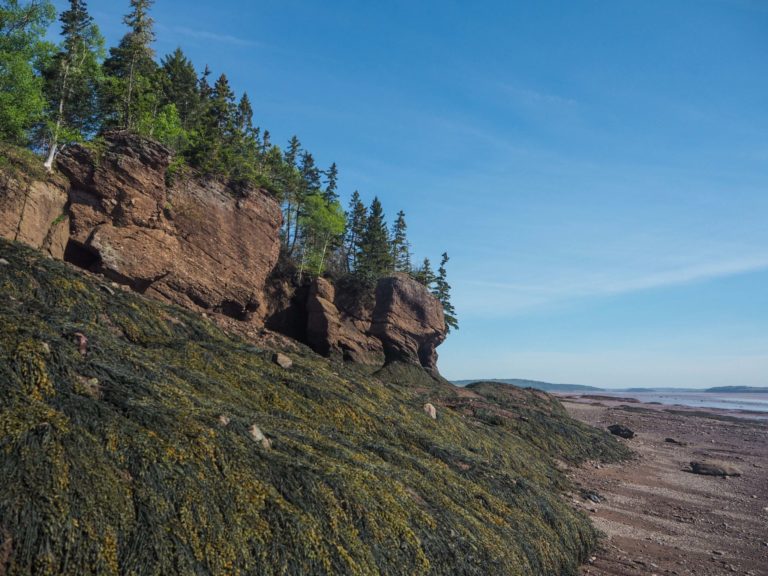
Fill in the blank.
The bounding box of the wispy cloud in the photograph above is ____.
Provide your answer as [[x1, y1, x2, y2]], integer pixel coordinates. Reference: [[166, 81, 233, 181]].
[[157, 24, 259, 47], [460, 254, 768, 316], [500, 84, 578, 108]]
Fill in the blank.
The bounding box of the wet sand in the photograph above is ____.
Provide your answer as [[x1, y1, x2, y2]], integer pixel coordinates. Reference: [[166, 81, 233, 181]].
[[561, 398, 768, 576]]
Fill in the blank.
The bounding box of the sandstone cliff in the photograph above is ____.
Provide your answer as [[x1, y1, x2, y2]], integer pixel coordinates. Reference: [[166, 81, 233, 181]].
[[0, 134, 447, 373]]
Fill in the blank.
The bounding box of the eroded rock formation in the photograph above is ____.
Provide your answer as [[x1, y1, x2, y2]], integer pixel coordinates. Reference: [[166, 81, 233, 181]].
[[0, 133, 448, 373], [56, 131, 282, 320], [370, 273, 447, 371]]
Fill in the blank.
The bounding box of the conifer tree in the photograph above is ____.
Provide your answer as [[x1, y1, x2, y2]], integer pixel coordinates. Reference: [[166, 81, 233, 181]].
[[433, 252, 458, 333], [323, 162, 338, 202], [41, 0, 104, 170], [390, 210, 411, 273], [159, 48, 198, 128], [0, 0, 55, 145], [414, 257, 435, 287], [356, 197, 392, 282], [102, 0, 157, 130], [344, 190, 367, 272]]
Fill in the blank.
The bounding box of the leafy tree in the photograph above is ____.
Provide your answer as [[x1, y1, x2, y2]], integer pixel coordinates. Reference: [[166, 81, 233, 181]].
[[0, 0, 55, 144], [391, 210, 411, 273], [356, 197, 392, 282], [297, 194, 345, 278], [159, 47, 198, 128], [41, 0, 104, 170], [102, 0, 157, 130], [432, 252, 458, 333], [413, 257, 435, 287], [344, 190, 367, 272]]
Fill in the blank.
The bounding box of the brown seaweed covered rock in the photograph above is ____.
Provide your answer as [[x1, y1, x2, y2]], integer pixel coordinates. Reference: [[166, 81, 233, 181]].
[[56, 131, 282, 321], [370, 273, 447, 371]]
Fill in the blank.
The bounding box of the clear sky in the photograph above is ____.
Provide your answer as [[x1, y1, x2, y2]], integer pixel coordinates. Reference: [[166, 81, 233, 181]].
[[51, 0, 768, 388]]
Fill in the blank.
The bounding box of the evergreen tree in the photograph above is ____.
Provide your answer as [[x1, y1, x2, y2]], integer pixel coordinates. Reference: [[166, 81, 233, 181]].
[[41, 0, 104, 170], [432, 252, 458, 333], [0, 0, 55, 145], [344, 190, 367, 272], [284, 135, 301, 167], [356, 197, 392, 282], [296, 195, 345, 279], [323, 162, 338, 202], [159, 48, 198, 128], [102, 0, 157, 130], [390, 210, 411, 273], [413, 257, 435, 287]]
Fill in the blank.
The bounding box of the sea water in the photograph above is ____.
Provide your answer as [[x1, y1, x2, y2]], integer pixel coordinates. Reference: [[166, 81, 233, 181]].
[[596, 392, 768, 415]]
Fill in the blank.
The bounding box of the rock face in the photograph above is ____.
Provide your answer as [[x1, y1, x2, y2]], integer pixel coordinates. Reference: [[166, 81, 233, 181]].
[[370, 273, 446, 371], [0, 172, 70, 259], [305, 277, 383, 364], [56, 131, 282, 320], [1, 133, 449, 374]]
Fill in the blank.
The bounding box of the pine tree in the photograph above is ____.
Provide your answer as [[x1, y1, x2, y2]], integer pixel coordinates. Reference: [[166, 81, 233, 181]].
[[413, 257, 435, 287], [323, 162, 338, 202], [356, 197, 392, 282], [102, 0, 158, 130], [284, 135, 301, 167], [432, 252, 458, 333], [344, 190, 367, 272], [42, 0, 104, 170], [390, 210, 411, 273], [159, 48, 198, 128], [0, 0, 55, 145]]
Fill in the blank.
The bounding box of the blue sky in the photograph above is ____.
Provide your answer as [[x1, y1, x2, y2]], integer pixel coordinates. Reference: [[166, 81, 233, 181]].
[[51, 0, 768, 388]]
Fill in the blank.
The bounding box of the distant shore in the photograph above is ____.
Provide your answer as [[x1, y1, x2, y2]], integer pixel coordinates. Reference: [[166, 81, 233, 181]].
[[562, 397, 768, 575]]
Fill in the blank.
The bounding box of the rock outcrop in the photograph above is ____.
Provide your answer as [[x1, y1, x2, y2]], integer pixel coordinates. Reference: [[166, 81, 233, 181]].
[[1, 133, 448, 373], [370, 273, 446, 371], [305, 277, 384, 364], [56, 131, 282, 320], [0, 170, 70, 259]]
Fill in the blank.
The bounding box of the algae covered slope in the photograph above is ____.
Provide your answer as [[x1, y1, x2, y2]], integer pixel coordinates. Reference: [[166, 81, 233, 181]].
[[0, 239, 627, 575]]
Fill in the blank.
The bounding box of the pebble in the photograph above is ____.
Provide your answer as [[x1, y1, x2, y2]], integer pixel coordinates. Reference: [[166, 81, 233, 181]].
[[0, 258, 9, 265]]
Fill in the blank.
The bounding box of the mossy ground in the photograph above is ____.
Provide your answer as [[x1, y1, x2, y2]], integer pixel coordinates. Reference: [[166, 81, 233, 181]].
[[0, 239, 629, 575]]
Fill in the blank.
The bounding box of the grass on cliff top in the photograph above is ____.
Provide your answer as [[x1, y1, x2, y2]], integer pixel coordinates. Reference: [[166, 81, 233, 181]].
[[0, 239, 629, 576]]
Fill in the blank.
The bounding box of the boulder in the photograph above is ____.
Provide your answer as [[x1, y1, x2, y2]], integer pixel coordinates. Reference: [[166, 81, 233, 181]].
[[690, 461, 742, 477], [272, 352, 293, 369], [607, 424, 635, 439], [56, 131, 282, 323], [370, 273, 447, 371], [0, 172, 70, 259]]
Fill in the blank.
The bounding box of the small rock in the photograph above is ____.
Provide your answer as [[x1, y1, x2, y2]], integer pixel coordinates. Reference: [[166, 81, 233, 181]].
[[424, 403, 437, 420], [41, 342, 50, 354], [99, 284, 115, 296], [272, 352, 293, 369], [607, 424, 635, 439], [73, 332, 88, 356], [0, 258, 9, 265], [712, 550, 725, 556], [690, 461, 742, 477], [664, 437, 687, 446], [218, 415, 230, 427], [249, 424, 271, 449]]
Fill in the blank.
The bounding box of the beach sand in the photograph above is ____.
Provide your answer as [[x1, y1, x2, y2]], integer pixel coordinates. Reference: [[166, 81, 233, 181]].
[[561, 398, 768, 576]]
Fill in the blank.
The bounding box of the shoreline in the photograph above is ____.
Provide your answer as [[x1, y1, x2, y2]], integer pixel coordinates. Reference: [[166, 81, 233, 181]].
[[562, 397, 768, 575]]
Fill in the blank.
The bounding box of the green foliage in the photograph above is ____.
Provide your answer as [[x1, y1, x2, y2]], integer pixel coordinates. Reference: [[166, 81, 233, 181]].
[[356, 197, 393, 283], [0, 239, 629, 575], [433, 252, 458, 333], [413, 257, 436, 287], [39, 0, 104, 165], [0, 0, 55, 144], [297, 194, 346, 277], [391, 209, 411, 273]]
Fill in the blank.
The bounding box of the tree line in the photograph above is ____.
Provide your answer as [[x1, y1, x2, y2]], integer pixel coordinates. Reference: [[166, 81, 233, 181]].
[[0, 0, 458, 332]]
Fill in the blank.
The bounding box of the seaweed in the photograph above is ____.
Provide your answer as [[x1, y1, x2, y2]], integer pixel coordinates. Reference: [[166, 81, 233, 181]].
[[0, 239, 629, 575]]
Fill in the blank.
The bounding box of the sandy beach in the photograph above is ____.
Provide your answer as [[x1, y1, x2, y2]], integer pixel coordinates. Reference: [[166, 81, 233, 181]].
[[561, 397, 768, 576]]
